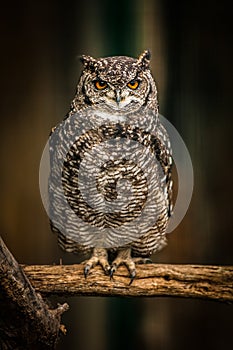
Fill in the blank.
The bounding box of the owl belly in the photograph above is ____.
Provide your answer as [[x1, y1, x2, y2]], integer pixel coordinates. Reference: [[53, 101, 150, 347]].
[[49, 118, 169, 254]]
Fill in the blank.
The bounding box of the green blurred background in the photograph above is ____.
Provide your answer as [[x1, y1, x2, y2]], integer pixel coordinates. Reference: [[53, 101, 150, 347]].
[[0, 0, 232, 349]]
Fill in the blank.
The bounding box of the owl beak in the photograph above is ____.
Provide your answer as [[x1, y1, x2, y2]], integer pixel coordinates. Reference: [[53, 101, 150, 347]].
[[115, 89, 121, 104]]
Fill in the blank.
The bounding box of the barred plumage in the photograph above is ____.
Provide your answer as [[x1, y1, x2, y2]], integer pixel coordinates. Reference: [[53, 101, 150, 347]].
[[49, 50, 173, 279]]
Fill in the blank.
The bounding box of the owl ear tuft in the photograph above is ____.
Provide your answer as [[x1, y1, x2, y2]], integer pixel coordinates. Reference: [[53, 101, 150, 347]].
[[80, 55, 97, 71], [136, 50, 151, 69]]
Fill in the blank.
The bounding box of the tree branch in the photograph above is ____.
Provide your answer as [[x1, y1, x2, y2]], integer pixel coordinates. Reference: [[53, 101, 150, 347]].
[[1, 233, 232, 350], [0, 236, 69, 350], [23, 263, 233, 303]]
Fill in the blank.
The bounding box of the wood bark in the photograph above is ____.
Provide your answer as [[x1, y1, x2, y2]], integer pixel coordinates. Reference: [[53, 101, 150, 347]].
[[23, 263, 233, 303], [0, 237, 69, 350]]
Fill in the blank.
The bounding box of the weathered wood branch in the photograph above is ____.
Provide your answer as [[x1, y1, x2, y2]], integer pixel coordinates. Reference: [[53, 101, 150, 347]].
[[1, 233, 232, 350], [23, 263, 233, 303], [0, 237, 69, 350]]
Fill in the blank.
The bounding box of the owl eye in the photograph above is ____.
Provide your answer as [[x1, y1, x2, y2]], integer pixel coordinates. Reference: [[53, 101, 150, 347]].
[[127, 80, 140, 90], [94, 80, 108, 90]]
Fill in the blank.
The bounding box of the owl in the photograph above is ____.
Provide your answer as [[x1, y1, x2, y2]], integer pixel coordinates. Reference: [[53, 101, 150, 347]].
[[49, 50, 173, 282]]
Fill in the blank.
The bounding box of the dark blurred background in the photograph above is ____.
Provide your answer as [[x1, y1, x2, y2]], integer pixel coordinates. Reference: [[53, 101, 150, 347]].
[[0, 0, 232, 349]]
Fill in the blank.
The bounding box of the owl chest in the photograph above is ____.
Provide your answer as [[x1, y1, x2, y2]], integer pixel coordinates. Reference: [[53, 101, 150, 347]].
[[60, 123, 166, 218]]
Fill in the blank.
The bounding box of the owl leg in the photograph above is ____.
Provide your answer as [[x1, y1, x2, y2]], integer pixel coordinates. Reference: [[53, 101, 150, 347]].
[[110, 248, 138, 283], [84, 247, 111, 277]]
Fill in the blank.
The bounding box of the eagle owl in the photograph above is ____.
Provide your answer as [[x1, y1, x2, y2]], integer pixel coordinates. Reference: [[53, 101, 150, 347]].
[[49, 50, 173, 281]]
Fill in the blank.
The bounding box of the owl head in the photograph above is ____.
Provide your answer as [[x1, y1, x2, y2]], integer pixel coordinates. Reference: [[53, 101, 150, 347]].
[[74, 50, 158, 114]]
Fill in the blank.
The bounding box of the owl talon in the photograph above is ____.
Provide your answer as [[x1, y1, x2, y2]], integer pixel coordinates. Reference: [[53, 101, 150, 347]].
[[110, 259, 136, 283], [84, 265, 91, 278], [83, 248, 110, 278], [145, 258, 152, 264], [133, 257, 152, 264], [105, 265, 112, 276], [109, 248, 137, 282], [109, 266, 116, 280], [129, 270, 136, 285]]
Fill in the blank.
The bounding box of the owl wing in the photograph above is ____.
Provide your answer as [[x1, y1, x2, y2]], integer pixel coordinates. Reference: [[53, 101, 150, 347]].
[[152, 122, 173, 217]]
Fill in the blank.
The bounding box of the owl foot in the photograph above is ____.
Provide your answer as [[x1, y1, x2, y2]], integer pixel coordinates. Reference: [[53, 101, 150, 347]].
[[110, 248, 151, 284], [84, 247, 111, 278]]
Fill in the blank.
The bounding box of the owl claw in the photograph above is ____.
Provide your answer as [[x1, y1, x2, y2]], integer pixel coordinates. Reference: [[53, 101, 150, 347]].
[[110, 260, 136, 284], [83, 248, 110, 278], [83, 248, 150, 283], [110, 267, 114, 276], [109, 266, 116, 280], [109, 249, 152, 283], [109, 248, 137, 283], [145, 258, 152, 264], [84, 261, 110, 277], [129, 270, 136, 285], [105, 265, 112, 276], [84, 265, 91, 278], [133, 257, 152, 264]]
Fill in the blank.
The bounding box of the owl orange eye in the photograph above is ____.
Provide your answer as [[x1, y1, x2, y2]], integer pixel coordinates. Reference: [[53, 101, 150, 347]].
[[94, 80, 108, 90], [127, 80, 140, 90]]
